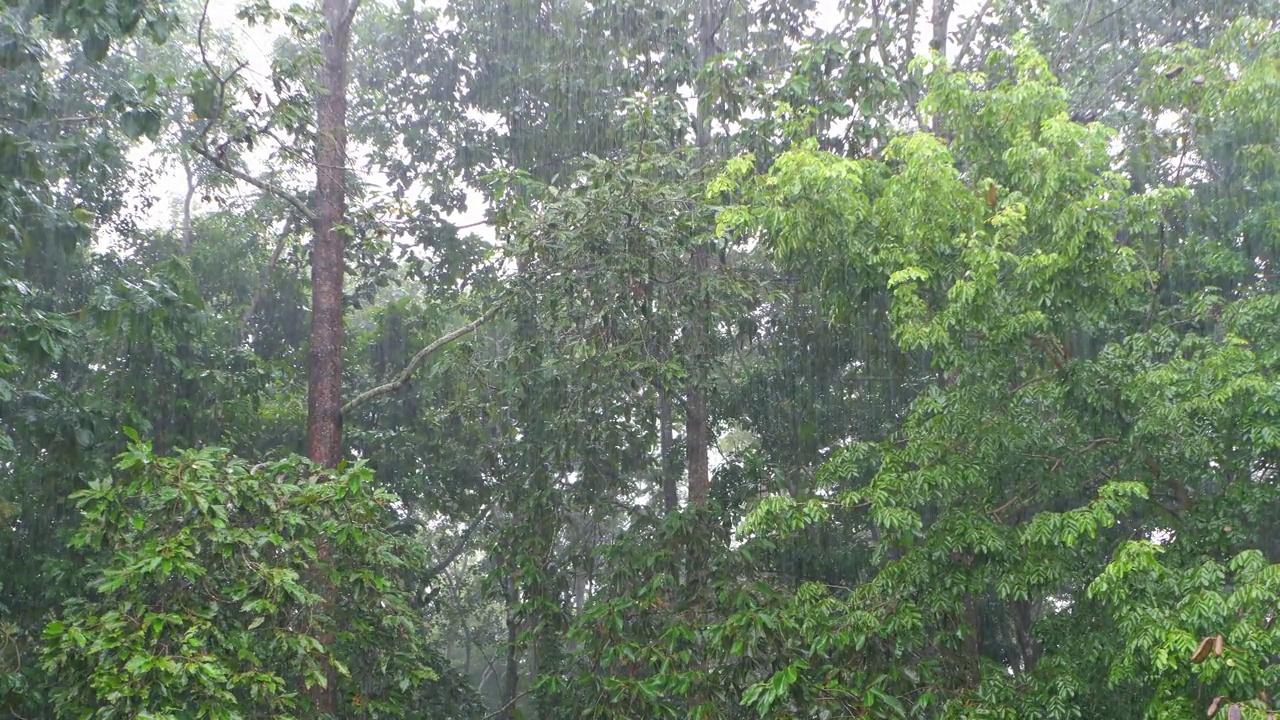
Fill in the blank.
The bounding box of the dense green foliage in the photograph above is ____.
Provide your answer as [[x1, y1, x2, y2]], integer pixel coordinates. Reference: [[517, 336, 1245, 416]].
[[44, 435, 478, 719], [4, 0, 1280, 719]]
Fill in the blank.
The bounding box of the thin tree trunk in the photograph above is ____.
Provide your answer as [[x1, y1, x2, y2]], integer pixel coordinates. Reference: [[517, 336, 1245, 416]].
[[502, 611, 519, 720], [1014, 598, 1038, 672], [685, 333, 710, 506], [179, 154, 196, 251], [930, 0, 952, 133], [964, 592, 982, 681], [660, 390, 678, 512], [462, 620, 473, 676]]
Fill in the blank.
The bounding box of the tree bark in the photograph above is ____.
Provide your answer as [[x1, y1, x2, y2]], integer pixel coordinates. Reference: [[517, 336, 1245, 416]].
[[502, 610, 520, 720], [931, 0, 952, 56], [930, 0, 953, 133], [963, 592, 982, 681], [686, 0, 716, 508], [685, 320, 710, 506], [308, 0, 356, 468], [660, 390, 678, 512], [305, 2, 359, 716]]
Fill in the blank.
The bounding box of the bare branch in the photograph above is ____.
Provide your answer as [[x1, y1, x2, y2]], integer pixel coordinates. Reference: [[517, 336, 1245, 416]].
[[905, 0, 920, 66], [484, 689, 534, 720], [0, 114, 102, 127], [1085, 0, 1136, 31], [453, 218, 491, 231], [426, 505, 493, 578], [179, 154, 197, 250], [197, 0, 212, 76], [1052, 0, 1095, 72], [193, 144, 318, 223], [341, 304, 502, 415], [868, 0, 896, 80], [953, 0, 994, 66]]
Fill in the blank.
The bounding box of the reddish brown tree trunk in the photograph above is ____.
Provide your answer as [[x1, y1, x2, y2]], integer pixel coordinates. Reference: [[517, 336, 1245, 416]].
[[308, 0, 356, 468], [306, 2, 358, 715]]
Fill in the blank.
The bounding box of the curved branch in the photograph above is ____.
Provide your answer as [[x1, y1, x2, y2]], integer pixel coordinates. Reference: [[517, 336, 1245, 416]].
[[192, 144, 318, 223], [426, 504, 493, 578], [484, 688, 534, 720], [341, 304, 502, 415], [953, 0, 994, 66]]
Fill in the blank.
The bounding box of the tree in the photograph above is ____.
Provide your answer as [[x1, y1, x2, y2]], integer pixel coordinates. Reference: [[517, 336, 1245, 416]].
[[707, 32, 1280, 718], [42, 437, 480, 719]]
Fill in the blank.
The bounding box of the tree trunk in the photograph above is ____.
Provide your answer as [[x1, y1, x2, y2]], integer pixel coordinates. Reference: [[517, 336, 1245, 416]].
[[1013, 598, 1038, 673], [463, 619, 473, 676], [684, 327, 710, 506], [660, 390, 678, 512], [502, 610, 520, 720], [963, 592, 982, 681], [306, 2, 358, 715], [686, 0, 716, 508], [179, 154, 196, 251], [931, 0, 952, 56], [930, 0, 952, 133], [308, 0, 355, 468]]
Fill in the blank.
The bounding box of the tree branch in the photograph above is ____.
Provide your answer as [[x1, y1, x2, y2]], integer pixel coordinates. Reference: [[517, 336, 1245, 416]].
[[426, 505, 493, 578], [484, 688, 534, 720], [193, 144, 318, 223], [341, 304, 502, 415], [1052, 0, 1095, 72], [454, 218, 492, 231], [953, 0, 994, 66]]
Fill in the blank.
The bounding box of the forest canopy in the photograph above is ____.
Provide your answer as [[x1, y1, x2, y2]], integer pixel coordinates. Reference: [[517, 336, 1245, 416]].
[[3, 0, 1280, 718]]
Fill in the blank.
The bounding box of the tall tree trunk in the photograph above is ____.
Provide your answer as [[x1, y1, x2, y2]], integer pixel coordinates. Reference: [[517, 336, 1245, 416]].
[[684, 327, 710, 506], [963, 592, 982, 682], [686, 0, 716, 508], [1013, 598, 1038, 673], [308, 0, 356, 468], [306, 2, 359, 715], [462, 620, 473, 676]]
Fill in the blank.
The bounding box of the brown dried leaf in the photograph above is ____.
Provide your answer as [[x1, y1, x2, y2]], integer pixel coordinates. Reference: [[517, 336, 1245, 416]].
[[1192, 636, 1214, 663]]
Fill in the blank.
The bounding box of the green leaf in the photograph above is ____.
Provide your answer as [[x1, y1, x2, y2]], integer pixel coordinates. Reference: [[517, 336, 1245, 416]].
[[81, 32, 110, 62]]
